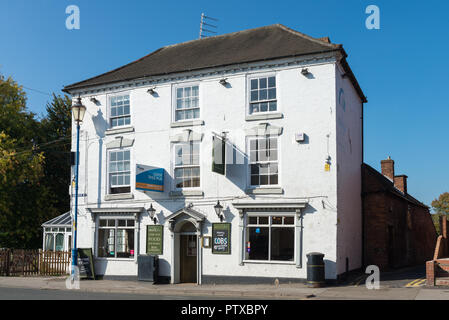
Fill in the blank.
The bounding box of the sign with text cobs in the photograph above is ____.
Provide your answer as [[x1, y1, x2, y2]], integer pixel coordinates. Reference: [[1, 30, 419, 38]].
[[136, 164, 164, 192], [212, 223, 231, 254]]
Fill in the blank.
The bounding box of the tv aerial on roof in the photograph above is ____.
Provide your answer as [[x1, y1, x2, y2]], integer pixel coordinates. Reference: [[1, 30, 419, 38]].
[[199, 13, 218, 39]]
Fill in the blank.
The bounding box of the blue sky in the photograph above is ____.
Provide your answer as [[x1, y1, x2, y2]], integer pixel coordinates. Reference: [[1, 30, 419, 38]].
[[0, 0, 448, 207]]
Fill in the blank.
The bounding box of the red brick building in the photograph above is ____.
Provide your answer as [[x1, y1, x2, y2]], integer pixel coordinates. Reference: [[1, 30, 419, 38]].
[[362, 158, 437, 270]]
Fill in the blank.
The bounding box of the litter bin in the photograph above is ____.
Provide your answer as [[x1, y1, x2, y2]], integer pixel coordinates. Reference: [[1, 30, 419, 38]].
[[306, 252, 325, 288], [137, 255, 159, 283]]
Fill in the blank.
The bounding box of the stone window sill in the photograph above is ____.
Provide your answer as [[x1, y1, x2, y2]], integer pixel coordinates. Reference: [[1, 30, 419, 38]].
[[245, 113, 283, 121], [169, 190, 204, 198], [245, 187, 284, 195], [104, 193, 134, 201], [170, 120, 204, 128], [105, 126, 135, 135]]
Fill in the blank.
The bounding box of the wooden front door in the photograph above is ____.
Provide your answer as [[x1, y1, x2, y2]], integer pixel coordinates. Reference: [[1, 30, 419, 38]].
[[180, 235, 197, 283]]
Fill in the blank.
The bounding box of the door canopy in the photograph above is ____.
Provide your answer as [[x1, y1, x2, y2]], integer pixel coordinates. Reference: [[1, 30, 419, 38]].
[[166, 205, 206, 233]]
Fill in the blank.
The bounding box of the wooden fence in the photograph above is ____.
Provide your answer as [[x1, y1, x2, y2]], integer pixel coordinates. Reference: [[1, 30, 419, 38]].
[[0, 249, 71, 276]]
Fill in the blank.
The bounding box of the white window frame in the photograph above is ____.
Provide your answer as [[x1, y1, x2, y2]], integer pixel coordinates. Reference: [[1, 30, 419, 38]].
[[172, 141, 201, 191], [172, 82, 201, 123], [243, 213, 296, 264], [247, 73, 278, 116], [96, 216, 136, 260], [108, 92, 132, 129], [107, 148, 132, 195], [246, 136, 280, 188], [43, 227, 72, 251]]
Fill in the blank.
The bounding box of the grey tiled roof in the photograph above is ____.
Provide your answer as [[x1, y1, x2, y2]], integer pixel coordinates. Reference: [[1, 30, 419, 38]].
[[63, 24, 366, 102], [42, 211, 72, 227]]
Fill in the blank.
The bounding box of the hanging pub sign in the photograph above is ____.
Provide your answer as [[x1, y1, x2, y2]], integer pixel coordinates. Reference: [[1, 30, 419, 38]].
[[212, 135, 226, 175], [212, 223, 231, 254], [136, 164, 164, 192], [146, 225, 163, 255], [77, 248, 96, 280]]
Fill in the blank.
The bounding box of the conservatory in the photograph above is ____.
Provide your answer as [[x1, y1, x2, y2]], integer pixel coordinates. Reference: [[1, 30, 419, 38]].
[[41, 211, 72, 252]]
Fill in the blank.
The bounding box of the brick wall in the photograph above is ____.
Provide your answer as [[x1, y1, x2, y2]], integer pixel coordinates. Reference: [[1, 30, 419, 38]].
[[362, 163, 437, 270]]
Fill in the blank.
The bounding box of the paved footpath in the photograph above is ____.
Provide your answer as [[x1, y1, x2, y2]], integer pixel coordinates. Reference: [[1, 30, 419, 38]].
[[1, 276, 449, 300]]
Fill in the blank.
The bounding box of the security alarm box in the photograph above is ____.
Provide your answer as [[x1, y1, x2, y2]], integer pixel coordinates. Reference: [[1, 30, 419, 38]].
[[295, 133, 305, 142]]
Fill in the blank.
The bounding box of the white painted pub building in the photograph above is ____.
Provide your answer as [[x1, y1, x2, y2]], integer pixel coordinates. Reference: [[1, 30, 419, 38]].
[[63, 24, 366, 284]]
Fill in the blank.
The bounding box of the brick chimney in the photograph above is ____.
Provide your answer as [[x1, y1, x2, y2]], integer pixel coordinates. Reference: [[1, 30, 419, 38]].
[[394, 175, 408, 194], [381, 157, 394, 181]]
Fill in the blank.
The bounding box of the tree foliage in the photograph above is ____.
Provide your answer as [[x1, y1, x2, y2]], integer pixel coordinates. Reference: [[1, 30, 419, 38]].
[[431, 192, 449, 235], [39, 94, 72, 215], [0, 74, 72, 248], [431, 192, 449, 216]]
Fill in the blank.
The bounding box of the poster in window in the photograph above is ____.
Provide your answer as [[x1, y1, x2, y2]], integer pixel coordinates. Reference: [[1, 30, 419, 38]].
[[187, 235, 197, 256], [212, 223, 231, 254], [146, 225, 163, 255]]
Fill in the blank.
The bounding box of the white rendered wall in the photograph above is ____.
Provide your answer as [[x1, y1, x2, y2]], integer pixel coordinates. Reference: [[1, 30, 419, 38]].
[[335, 64, 363, 275], [70, 56, 359, 280]]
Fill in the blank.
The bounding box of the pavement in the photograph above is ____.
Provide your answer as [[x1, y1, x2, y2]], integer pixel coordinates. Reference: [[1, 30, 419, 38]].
[[1, 271, 449, 300]]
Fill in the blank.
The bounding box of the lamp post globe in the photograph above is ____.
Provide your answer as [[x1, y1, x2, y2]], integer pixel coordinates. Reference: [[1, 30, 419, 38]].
[[72, 97, 86, 124]]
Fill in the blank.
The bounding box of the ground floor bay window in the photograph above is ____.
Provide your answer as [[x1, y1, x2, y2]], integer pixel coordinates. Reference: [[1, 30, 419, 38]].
[[245, 214, 295, 262], [97, 218, 135, 258]]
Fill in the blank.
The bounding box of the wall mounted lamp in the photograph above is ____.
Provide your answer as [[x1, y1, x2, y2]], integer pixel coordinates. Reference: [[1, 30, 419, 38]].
[[90, 97, 99, 104], [214, 200, 224, 222], [301, 68, 310, 76], [219, 78, 228, 86], [147, 87, 157, 95], [147, 204, 157, 224]]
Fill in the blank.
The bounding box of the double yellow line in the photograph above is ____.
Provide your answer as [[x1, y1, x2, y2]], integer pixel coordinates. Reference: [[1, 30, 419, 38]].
[[405, 278, 426, 287]]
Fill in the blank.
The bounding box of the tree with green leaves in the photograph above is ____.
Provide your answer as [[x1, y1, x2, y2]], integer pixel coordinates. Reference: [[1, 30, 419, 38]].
[[0, 75, 50, 248], [431, 192, 449, 235], [39, 94, 72, 216], [0, 73, 73, 248]]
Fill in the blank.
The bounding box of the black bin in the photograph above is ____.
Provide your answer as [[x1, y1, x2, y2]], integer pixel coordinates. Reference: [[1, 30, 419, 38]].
[[137, 255, 159, 283], [306, 252, 325, 287]]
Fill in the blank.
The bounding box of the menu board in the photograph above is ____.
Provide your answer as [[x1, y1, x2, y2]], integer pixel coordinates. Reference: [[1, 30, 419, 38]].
[[212, 223, 231, 254], [77, 248, 95, 280], [146, 225, 163, 255]]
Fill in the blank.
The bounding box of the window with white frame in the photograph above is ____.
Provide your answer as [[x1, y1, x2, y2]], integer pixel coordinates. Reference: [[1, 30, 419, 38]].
[[43, 227, 72, 251], [97, 218, 135, 258], [109, 94, 131, 128], [249, 75, 277, 114], [174, 142, 200, 189], [249, 137, 278, 186], [175, 85, 200, 121], [245, 215, 294, 261], [109, 149, 131, 194]]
